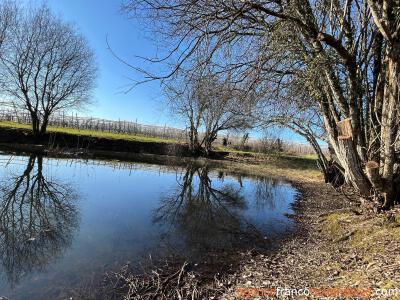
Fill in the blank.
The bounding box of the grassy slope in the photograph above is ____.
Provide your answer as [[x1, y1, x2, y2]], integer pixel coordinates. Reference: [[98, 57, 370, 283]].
[[219, 151, 323, 182], [0, 121, 180, 144], [213, 143, 321, 181]]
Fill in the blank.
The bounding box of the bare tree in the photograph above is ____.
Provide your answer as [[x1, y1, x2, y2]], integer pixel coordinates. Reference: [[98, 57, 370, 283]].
[[124, 0, 400, 208], [0, 5, 97, 137], [164, 72, 205, 153], [0, 1, 16, 57], [165, 70, 256, 155]]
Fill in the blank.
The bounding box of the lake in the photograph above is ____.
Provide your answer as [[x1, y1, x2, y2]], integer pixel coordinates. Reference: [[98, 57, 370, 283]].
[[0, 152, 297, 299]]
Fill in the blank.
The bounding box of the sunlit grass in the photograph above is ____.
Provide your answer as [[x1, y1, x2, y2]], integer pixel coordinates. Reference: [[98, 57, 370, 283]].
[[213, 145, 254, 154], [0, 121, 180, 144], [214, 146, 321, 182], [215, 145, 318, 160]]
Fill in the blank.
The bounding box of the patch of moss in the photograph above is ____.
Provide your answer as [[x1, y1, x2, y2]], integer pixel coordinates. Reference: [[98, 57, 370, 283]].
[[349, 228, 386, 253], [394, 214, 400, 225], [389, 227, 400, 240], [321, 212, 354, 239]]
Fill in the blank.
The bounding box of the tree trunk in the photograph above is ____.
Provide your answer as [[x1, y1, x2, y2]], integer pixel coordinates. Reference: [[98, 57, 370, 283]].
[[378, 42, 400, 207], [30, 112, 41, 138], [336, 137, 372, 194], [203, 131, 217, 156], [188, 126, 201, 154], [368, 32, 384, 162], [40, 115, 49, 135], [323, 114, 372, 195], [309, 136, 342, 186]]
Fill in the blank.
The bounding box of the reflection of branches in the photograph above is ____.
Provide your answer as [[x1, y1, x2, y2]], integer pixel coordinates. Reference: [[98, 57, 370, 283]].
[[0, 155, 79, 286], [154, 165, 268, 256], [254, 178, 280, 210]]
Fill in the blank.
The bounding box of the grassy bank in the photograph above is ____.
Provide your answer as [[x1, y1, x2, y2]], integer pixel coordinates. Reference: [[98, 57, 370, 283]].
[[0, 121, 180, 144], [0, 120, 195, 157], [209, 149, 322, 183]]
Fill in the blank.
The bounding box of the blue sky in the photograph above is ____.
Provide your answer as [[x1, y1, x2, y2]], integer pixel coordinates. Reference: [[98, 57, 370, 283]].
[[40, 0, 305, 142], [46, 0, 168, 125]]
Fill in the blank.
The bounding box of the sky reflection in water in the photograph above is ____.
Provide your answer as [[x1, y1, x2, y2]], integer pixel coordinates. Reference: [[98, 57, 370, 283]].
[[0, 153, 296, 299]]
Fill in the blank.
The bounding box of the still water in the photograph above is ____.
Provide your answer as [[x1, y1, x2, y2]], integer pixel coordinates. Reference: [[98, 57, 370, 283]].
[[0, 153, 297, 299]]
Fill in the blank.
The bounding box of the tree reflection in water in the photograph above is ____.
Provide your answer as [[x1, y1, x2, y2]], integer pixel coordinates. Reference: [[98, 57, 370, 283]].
[[153, 165, 267, 259], [254, 178, 282, 210], [0, 155, 79, 287]]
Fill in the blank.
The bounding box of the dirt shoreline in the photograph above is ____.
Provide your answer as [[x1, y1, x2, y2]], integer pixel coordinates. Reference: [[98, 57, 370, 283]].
[[221, 179, 400, 299]]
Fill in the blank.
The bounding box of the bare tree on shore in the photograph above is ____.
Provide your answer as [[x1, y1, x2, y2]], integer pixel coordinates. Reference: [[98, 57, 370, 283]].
[[165, 69, 256, 155], [123, 0, 400, 208], [0, 4, 97, 137]]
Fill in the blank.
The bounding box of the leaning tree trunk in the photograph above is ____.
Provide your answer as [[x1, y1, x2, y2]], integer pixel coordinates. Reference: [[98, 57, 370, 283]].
[[322, 114, 372, 197], [336, 137, 372, 195], [286, 121, 344, 185]]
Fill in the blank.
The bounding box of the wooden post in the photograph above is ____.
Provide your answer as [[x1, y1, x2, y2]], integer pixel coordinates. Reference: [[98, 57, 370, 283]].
[[337, 118, 353, 140]]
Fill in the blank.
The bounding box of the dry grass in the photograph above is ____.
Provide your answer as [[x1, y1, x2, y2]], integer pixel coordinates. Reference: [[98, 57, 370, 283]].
[[214, 152, 322, 183], [312, 208, 400, 296]]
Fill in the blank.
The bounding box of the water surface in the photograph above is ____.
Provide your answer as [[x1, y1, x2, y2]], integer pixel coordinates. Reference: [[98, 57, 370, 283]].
[[0, 153, 297, 299]]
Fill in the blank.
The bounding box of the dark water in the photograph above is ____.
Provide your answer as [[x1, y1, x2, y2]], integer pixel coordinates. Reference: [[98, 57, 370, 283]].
[[0, 153, 297, 299]]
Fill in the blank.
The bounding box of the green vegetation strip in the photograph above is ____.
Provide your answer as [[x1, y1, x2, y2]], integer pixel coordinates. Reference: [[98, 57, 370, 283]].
[[0, 121, 180, 144]]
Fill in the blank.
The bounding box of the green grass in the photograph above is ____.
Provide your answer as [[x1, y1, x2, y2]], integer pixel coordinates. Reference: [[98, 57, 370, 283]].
[[0, 121, 180, 144], [215, 144, 318, 160], [213, 145, 255, 154], [274, 153, 319, 170]]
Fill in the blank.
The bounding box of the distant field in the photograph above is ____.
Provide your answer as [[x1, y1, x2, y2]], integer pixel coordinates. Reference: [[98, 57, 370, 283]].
[[215, 144, 318, 166], [0, 121, 180, 144]]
